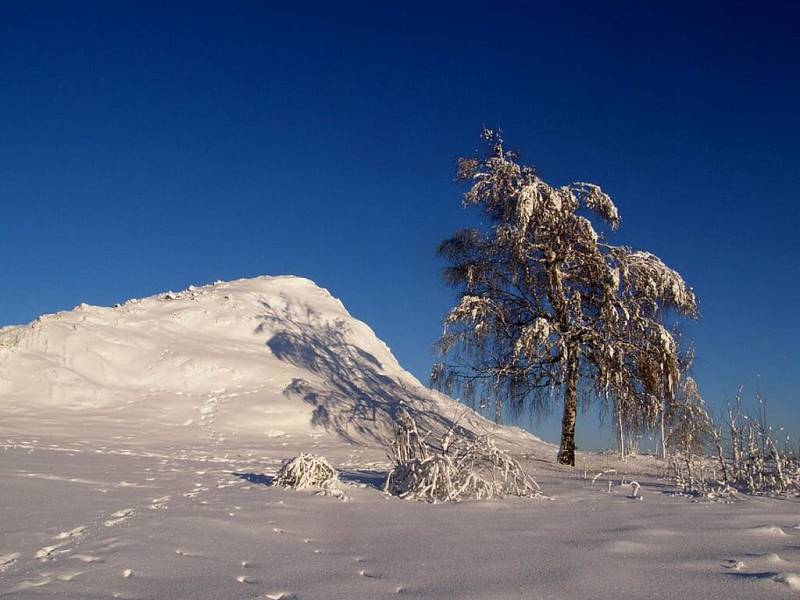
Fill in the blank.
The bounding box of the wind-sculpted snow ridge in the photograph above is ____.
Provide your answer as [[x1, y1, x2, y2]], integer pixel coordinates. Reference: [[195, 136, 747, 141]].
[[0, 275, 546, 454]]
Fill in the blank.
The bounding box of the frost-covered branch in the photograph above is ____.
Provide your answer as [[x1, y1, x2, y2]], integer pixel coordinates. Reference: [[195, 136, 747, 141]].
[[384, 410, 542, 503], [273, 453, 346, 499], [437, 128, 698, 465]]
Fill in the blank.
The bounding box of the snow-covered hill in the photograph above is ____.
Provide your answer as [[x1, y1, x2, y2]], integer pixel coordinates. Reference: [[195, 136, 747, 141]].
[[0, 275, 541, 455]]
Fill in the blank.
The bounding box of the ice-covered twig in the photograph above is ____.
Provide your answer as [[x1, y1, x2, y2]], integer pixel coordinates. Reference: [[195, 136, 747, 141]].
[[591, 469, 616, 486], [629, 481, 641, 499]]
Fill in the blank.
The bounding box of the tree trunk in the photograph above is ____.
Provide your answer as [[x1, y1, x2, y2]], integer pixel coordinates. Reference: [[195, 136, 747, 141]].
[[659, 403, 667, 460], [557, 350, 579, 466], [618, 412, 626, 461]]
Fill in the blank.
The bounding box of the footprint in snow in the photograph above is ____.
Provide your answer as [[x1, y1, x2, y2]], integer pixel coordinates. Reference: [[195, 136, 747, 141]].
[[0, 552, 20, 572], [56, 526, 87, 539], [35, 543, 71, 560], [148, 496, 170, 510], [104, 508, 135, 527]]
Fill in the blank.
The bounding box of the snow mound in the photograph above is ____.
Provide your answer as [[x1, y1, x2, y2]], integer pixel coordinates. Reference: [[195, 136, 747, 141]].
[[0, 276, 545, 454]]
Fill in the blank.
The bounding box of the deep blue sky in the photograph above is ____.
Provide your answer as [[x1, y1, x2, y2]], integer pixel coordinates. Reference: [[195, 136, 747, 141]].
[[1, 2, 797, 449]]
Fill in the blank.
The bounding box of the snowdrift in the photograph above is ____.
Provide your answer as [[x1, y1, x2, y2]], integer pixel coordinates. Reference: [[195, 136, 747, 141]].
[[0, 276, 543, 453]]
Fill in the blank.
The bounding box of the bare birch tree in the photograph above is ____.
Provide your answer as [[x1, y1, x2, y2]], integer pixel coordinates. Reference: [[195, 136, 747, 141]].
[[433, 129, 698, 465]]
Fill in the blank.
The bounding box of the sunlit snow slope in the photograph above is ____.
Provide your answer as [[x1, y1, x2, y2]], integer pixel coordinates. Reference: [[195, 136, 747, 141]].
[[0, 276, 540, 453]]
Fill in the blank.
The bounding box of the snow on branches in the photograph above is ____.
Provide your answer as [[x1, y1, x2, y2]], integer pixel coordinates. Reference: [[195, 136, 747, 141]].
[[435, 128, 698, 465], [273, 453, 346, 499], [384, 410, 542, 503], [613, 250, 697, 317], [665, 386, 800, 499]]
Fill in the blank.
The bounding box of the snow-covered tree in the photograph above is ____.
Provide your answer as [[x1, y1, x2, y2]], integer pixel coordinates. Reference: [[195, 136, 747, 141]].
[[433, 129, 698, 465]]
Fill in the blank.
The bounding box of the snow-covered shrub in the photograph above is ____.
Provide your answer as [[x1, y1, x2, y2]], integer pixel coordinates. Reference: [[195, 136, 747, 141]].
[[273, 453, 346, 499], [719, 393, 799, 497], [666, 378, 715, 494], [384, 410, 542, 503], [665, 386, 799, 499]]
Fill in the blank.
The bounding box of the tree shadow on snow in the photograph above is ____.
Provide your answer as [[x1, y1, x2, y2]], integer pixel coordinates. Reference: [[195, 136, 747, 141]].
[[233, 469, 385, 491], [255, 300, 461, 446]]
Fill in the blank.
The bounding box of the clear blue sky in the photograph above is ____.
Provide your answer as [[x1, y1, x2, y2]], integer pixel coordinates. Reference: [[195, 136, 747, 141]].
[[1, 1, 797, 450]]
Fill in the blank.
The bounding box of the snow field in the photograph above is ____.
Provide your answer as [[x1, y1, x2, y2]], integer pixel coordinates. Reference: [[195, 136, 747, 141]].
[[0, 276, 797, 598]]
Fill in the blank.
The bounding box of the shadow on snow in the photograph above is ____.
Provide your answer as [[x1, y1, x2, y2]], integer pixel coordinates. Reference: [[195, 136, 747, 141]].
[[255, 300, 460, 446]]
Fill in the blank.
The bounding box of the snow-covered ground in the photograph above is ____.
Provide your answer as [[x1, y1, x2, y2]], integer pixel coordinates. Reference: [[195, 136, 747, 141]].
[[1, 276, 798, 598]]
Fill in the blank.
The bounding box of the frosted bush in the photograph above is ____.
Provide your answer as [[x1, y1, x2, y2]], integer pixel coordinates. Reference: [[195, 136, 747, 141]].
[[384, 410, 541, 503], [666, 388, 799, 499], [273, 453, 346, 499]]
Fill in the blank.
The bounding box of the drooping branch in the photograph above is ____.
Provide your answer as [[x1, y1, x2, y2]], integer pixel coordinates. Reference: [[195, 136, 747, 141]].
[[436, 128, 698, 464]]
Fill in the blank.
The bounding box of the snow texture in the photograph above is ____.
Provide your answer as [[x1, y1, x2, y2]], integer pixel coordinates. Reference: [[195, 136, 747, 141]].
[[0, 275, 797, 599]]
